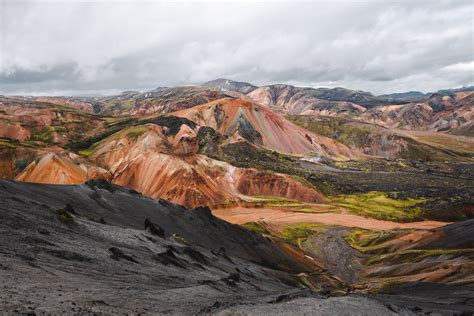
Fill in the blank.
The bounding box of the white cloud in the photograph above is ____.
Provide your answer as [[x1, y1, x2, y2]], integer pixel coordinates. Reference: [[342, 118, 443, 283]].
[[0, 0, 472, 95], [442, 61, 474, 72]]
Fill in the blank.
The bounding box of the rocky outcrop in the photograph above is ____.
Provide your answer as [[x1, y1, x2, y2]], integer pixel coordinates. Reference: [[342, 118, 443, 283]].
[[234, 168, 325, 203]]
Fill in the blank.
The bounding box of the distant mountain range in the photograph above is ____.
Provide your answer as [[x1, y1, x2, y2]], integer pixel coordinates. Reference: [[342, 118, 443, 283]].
[[380, 86, 474, 100]]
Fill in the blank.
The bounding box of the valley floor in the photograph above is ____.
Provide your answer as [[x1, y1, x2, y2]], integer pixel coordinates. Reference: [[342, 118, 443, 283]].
[[213, 205, 449, 231]]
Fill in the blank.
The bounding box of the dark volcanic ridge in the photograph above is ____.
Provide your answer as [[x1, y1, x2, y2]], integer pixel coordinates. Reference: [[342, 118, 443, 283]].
[[1, 180, 473, 314]]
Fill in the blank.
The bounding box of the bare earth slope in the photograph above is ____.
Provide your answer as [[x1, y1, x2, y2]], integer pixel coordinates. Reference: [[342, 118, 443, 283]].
[[13, 116, 325, 208], [0, 180, 411, 314], [87, 121, 325, 208]]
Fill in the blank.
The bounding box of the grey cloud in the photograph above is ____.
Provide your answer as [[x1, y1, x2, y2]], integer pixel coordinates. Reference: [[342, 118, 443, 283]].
[[0, 0, 473, 95], [0, 62, 80, 84]]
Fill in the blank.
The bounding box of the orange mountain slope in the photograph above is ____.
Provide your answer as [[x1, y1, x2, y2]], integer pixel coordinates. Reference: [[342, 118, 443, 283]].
[[87, 122, 325, 208], [172, 98, 359, 158], [15, 152, 112, 185], [16, 153, 88, 184]]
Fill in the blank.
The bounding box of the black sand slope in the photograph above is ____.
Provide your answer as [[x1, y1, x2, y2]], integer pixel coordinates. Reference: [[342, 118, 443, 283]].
[[0, 180, 471, 314]]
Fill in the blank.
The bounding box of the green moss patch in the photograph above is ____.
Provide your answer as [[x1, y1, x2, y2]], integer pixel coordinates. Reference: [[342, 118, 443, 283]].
[[330, 191, 427, 222], [53, 126, 67, 133], [281, 223, 325, 247], [56, 208, 74, 225], [78, 148, 94, 156], [243, 196, 305, 207], [103, 99, 135, 113], [0, 139, 21, 149], [242, 222, 271, 235], [125, 126, 149, 140], [344, 228, 409, 254], [31, 126, 53, 144]]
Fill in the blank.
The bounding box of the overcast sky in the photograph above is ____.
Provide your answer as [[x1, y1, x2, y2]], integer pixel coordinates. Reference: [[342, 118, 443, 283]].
[[0, 0, 473, 96]]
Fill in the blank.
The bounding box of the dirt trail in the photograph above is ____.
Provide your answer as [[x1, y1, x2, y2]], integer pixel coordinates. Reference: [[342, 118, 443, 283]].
[[212, 207, 450, 231]]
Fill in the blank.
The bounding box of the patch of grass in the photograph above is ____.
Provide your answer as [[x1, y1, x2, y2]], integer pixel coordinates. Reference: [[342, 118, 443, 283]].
[[53, 126, 67, 133], [171, 233, 188, 245], [267, 201, 305, 207], [400, 143, 433, 161], [289, 174, 319, 190], [344, 228, 408, 254], [0, 139, 20, 149], [237, 196, 305, 208], [330, 191, 427, 222], [249, 196, 305, 207], [281, 223, 325, 247], [103, 99, 135, 113], [78, 148, 94, 156], [105, 117, 133, 127], [242, 222, 271, 235], [211, 199, 237, 209], [31, 126, 53, 144], [412, 133, 474, 156], [56, 208, 74, 224], [125, 126, 149, 140]]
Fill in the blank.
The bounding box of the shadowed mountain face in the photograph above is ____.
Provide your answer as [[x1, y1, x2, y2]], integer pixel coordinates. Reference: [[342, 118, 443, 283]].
[[0, 180, 308, 268], [1, 180, 473, 314], [0, 180, 395, 314]]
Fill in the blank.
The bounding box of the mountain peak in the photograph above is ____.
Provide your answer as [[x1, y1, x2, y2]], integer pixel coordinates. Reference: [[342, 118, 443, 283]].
[[203, 78, 258, 94]]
